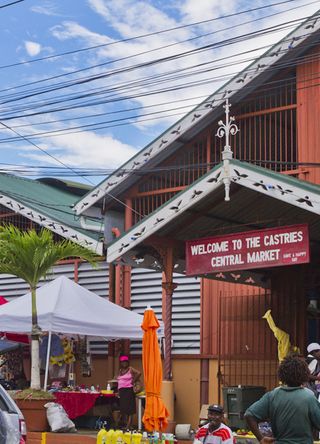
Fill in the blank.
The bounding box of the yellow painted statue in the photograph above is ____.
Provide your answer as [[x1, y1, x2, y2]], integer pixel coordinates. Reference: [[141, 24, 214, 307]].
[[262, 309, 299, 362]]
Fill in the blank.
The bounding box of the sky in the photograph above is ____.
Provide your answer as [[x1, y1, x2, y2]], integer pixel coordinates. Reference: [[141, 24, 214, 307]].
[[0, 0, 320, 185]]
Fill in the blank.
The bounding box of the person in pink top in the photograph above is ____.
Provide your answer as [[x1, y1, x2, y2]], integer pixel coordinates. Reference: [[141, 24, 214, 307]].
[[116, 354, 141, 429]]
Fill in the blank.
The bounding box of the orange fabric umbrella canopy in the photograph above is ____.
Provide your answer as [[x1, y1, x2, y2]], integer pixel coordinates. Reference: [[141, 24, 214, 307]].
[[142, 309, 169, 432]]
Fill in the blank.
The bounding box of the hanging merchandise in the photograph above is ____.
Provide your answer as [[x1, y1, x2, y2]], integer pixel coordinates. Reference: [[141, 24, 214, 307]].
[[5, 348, 24, 381], [40, 334, 64, 368], [77, 336, 92, 377], [50, 337, 75, 366]]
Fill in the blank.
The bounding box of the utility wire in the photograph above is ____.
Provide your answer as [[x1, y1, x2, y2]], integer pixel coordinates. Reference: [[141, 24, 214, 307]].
[[0, 0, 308, 71], [0, 120, 144, 217], [0, 8, 315, 101], [2, 57, 320, 142], [0, 16, 319, 124], [0, 0, 23, 9], [0, 31, 316, 125]]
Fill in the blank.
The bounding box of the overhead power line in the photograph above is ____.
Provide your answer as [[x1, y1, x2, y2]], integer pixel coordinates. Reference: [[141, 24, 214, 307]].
[[0, 4, 317, 102], [2, 51, 320, 143], [0, 14, 318, 126], [0, 0, 24, 9], [0, 0, 306, 71]]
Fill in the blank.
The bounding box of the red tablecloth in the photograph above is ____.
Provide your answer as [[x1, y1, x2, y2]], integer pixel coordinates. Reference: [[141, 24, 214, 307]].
[[54, 391, 116, 419]]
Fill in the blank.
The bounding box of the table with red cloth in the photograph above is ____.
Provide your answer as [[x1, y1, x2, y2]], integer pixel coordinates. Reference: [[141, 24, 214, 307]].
[[53, 391, 117, 419]]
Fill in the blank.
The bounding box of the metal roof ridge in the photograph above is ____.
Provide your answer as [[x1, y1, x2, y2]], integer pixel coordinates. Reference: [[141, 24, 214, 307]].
[[0, 175, 104, 255], [75, 9, 320, 215]]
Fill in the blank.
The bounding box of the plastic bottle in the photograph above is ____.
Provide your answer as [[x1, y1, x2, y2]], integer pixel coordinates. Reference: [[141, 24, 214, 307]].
[[106, 428, 115, 444], [114, 429, 124, 444], [97, 423, 108, 444], [152, 433, 159, 444], [111, 430, 118, 444], [141, 432, 149, 444], [132, 430, 142, 444], [123, 430, 132, 444]]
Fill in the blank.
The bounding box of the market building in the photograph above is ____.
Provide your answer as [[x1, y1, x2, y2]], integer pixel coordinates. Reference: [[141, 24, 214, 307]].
[[73, 9, 320, 426]]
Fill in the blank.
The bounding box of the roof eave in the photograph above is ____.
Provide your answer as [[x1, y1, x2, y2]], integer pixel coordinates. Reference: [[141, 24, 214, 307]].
[[74, 10, 320, 215], [106, 160, 320, 263], [0, 192, 104, 255]]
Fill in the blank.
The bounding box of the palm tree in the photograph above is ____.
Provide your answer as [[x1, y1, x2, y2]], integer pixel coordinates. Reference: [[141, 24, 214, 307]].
[[0, 225, 98, 390]]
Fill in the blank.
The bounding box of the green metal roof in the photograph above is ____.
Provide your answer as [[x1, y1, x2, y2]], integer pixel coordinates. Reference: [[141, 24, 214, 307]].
[[0, 173, 104, 254], [106, 159, 320, 264]]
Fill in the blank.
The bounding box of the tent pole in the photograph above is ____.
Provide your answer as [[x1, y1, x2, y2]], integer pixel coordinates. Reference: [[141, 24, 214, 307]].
[[43, 331, 52, 391]]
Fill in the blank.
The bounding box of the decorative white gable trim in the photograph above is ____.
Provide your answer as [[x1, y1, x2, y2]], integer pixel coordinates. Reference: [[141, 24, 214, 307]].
[[75, 11, 320, 215], [107, 160, 320, 263], [230, 164, 320, 215], [0, 193, 103, 255], [107, 165, 224, 262]]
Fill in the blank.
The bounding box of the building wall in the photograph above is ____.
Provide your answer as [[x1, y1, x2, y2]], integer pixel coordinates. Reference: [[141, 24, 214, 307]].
[[297, 46, 320, 184]]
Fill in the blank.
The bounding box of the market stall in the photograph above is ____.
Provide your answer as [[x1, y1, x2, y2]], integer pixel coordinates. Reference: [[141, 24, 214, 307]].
[[0, 276, 145, 389], [53, 391, 116, 419]]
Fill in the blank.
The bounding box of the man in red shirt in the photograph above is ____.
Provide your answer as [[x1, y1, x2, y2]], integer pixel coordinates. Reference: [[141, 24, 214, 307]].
[[194, 404, 235, 444]]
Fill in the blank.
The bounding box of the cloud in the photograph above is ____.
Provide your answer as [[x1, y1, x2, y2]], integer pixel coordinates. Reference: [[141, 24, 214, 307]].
[[24, 41, 41, 56], [31, 2, 61, 16], [9, 0, 320, 175], [19, 131, 138, 169], [53, 0, 320, 136]]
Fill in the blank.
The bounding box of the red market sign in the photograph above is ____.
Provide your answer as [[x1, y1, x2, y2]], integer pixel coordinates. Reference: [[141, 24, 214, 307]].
[[186, 224, 309, 276]]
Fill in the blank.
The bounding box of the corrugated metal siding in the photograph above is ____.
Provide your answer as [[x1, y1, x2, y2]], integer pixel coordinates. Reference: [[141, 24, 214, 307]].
[[78, 261, 109, 354], [0, 262, 75, 301], [0, 262, 200, 355], [0, 261, 110, 355], [131, 268, 200, 354]]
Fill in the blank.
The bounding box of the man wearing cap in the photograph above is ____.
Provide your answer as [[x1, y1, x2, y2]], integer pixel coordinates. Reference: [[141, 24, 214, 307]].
[[194, 404, 235, 444], [306, 342, 320, 397]]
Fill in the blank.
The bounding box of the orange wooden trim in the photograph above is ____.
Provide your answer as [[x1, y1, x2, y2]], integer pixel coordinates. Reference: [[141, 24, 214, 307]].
[[74, 259, 80, 283], [237, 104, 297, 120], [206, 133, 211, 172], [125, 198, 133, 230], [134, 185, 186, 197], [0, 212, 16, 218]]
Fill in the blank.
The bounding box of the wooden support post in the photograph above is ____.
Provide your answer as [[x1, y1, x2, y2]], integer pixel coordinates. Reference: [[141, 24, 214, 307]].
[[162, 281, 177, 380], [159, 246, 177, 381]]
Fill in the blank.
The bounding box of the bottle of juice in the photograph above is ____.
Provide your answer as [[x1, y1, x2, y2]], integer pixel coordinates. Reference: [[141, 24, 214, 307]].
[[123, 430, 132, 444], [140, 432, 149, 444], [106, 428, 115, 444], [114, 429, 124, 444], [97, 424, 108, 444], [111, 430, 121, 444], [134, 430, 142, 444]]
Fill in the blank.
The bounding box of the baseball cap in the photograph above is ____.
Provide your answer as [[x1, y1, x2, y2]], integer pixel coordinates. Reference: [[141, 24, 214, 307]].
[[208, 404, 224, 414], [307, 343, 320, 353], [119, 355, 129, 362]]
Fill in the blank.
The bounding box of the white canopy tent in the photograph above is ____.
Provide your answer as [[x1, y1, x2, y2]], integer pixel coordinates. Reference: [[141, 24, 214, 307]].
[[0, 275, 145, 388]]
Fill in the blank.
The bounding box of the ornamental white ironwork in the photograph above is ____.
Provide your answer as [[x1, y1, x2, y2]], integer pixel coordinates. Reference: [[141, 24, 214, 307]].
[[216, 98, 239, 201]]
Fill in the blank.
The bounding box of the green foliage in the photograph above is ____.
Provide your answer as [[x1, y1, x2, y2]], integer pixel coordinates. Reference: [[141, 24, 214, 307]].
[[11, 389, 55, 400], [0, 225, 98, 287], [0, 224, 100, 389]]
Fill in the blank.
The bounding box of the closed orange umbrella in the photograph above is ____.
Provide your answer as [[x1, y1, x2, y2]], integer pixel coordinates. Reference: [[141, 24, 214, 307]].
[[142, 308, 169, 432]]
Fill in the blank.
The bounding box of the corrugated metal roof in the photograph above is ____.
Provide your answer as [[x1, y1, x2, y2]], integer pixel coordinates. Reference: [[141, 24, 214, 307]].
[[0, 173, 104, 254], [106, 159, 320, 282], [74, 9, 320, 215]]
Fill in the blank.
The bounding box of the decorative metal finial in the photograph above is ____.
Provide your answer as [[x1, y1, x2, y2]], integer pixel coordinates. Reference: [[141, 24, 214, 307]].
[[216, 98, 239, 201]]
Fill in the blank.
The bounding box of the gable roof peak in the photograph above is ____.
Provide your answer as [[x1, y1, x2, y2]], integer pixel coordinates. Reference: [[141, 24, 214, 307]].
[[74, 8, 320, 215]]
